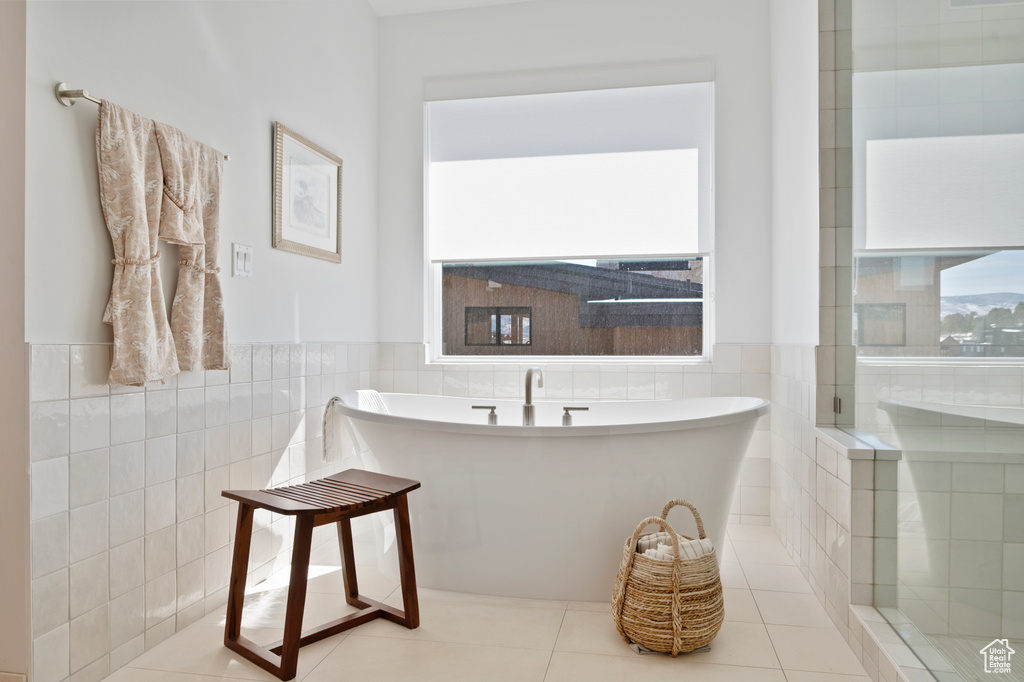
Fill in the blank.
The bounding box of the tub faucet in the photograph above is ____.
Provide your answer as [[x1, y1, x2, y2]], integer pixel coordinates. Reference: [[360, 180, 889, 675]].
[[523, 367, 544, 426]]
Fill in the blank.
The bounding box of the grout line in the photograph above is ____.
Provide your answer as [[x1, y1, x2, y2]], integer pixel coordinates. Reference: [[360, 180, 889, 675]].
[[542, 605, 570, 682], [536, 647, 792, 670], [726, 545, 789, 674], [344, 630, 563, 655], [292, 631, 351, 682]]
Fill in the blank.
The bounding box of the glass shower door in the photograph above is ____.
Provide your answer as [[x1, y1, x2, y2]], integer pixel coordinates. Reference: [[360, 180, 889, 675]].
[[850, 2, 1024, 680]]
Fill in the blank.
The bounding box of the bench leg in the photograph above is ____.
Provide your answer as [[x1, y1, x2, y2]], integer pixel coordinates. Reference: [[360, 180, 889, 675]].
[[337, 517, 361, 607], [223, 511, 314, 682], [225, 503, 254, 644], [278, 515, 315, 680], [337, 500, 418, 629], [394, 495, 420, 629]]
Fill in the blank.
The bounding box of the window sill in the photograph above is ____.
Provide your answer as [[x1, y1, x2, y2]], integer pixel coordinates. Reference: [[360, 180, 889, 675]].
[[426, 353, 711, 368]]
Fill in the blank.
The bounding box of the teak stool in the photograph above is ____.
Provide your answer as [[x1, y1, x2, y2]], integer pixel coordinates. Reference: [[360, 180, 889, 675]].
[[221, 469, 421, 680]]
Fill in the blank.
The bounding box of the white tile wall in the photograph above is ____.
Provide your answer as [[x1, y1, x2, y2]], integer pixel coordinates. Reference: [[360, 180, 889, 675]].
[[69, 397, 109, 454], [69, 449, 108, 509], [31, 345, 70, 403], [30, 401, 69, 461], [69, 603, 108, 673], [28, 343, 373, 680], [770, 338, 914, 681], [70, 345, 110, 399], [32, 623, 69, 682], [32, 569, 68, 638], [69, 553, 107, 619]]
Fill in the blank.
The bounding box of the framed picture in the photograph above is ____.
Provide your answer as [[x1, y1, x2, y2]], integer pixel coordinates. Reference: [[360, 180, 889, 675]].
[[272, 122, 342, 262]]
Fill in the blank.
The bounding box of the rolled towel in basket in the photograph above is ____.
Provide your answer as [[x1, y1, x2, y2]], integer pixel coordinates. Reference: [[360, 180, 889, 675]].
[[640, 537, 715, 561]]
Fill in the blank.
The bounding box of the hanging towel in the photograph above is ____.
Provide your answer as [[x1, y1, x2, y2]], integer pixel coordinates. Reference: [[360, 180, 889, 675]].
[[322, 391, 390, 463], [340, 389, 390, 415], [323, 396, 346, 464], [96, 101, 179, 385], [153, 123, 207, 247], [156, 122, 228, 372]]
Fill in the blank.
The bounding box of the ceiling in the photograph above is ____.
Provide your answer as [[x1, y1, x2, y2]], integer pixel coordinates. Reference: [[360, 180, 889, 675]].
[[367, 0, 542, 17]]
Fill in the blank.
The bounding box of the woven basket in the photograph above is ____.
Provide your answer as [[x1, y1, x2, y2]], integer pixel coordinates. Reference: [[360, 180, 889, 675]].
[[611, 499, 725, 656]]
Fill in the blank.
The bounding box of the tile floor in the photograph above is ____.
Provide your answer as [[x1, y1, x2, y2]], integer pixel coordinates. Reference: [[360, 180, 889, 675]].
[[102, 524, 872, 681]]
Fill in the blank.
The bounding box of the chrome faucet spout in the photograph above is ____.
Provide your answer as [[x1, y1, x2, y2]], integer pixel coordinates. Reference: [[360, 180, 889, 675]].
[[523, 367, 544, 425], [525, 367, 544, 405]]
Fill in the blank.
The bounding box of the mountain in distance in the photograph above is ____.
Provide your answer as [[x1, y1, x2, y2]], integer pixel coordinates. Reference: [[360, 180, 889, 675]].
[[941, 292, 1024, 319]]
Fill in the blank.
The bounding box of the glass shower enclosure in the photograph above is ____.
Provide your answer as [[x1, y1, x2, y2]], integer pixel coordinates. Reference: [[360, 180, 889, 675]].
[[849, 2, 1024, 680]]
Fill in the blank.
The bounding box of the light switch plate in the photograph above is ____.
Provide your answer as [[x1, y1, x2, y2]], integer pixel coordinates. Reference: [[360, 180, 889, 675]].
[[232, 243, 253, 278]]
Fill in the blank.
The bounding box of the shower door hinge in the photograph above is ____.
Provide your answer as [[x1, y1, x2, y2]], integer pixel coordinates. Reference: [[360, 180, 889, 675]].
[[833, 396, 842, 414]]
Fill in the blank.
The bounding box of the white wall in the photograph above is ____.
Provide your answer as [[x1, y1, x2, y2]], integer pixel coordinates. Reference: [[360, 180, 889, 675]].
[[0, 2, 31, 675], [769, 0, 819, 345], [376, 0, 774, 345], [25, 0, 380, 346]]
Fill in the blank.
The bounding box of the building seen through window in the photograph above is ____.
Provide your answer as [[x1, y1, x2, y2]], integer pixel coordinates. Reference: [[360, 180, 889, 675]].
[[443, 258, 703, 356]]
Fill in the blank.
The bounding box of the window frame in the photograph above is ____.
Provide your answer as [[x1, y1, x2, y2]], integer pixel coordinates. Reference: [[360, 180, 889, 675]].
[[422, 67, 716, 365]]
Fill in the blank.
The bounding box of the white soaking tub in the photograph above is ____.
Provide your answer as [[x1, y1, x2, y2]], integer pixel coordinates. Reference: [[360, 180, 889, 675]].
[[333, 392, 769, 602]]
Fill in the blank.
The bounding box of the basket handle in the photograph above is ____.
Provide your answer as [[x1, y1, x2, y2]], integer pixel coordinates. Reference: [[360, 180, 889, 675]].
[[660, 499, 707, 540], [630, 516, 682, 559], [611, 516, 682, 640]]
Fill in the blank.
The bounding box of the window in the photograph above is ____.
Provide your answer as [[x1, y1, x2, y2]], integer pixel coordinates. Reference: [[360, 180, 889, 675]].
[[445, 259, 703, 356], [852, 64, 1024, 358], [465, 307, 531, 346], [427, 81, 713, 358]]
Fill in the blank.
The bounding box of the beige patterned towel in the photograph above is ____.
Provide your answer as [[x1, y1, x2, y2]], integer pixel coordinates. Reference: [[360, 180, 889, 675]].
[[156, 122, 228, 372], [96, 101, 179, 385], [96, 101, 227, 384]]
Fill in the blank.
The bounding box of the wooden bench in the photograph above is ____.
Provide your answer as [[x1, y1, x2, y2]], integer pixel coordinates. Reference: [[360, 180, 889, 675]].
[[221, 469, 421, 680]]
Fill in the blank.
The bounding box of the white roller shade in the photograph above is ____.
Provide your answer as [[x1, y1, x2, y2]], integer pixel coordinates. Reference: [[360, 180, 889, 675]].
[[429, 149, 698, 261], [426, 83, 712, 262], [865, 134, 1024, 251]]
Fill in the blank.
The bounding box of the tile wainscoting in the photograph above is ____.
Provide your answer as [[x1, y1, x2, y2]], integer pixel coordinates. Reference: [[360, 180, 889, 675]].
[[28, 342, 376, 682], [27, 342, 771, 681], [770, 343, 946, 682]]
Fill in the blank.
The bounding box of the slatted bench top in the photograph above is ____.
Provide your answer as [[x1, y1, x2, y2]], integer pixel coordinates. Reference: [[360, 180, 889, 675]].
[[222, 469, 421, 516]]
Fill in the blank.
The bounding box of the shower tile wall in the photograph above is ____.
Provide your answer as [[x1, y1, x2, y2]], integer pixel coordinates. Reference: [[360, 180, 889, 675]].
[[856, 364, 1024, 444], [772, 343, 860, 621], [769, 343, 910, 681], [819, 0, 856, 429], [856, 362, 1024, 642], [29, 341, 772, 681]]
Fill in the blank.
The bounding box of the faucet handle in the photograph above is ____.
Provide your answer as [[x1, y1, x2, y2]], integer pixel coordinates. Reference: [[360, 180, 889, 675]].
[[472, 405, 498, 425], [561, 406, 589, 426]]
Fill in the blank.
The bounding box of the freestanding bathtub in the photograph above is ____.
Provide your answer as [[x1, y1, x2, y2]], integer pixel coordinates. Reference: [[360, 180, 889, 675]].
[[333, 391, 769, 602]]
